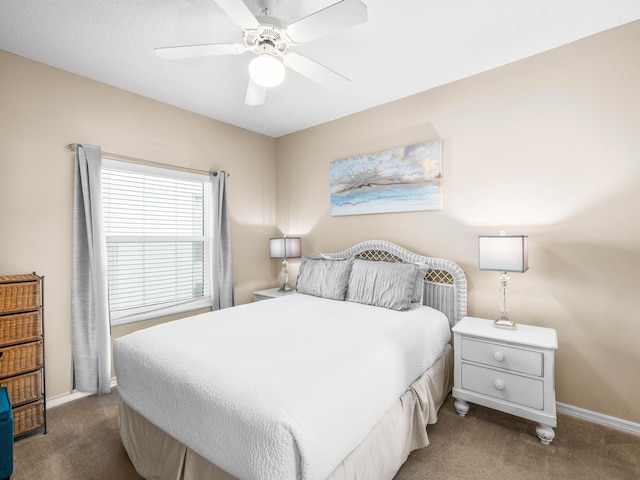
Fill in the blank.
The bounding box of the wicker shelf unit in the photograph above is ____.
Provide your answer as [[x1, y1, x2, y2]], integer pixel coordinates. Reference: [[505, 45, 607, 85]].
[[0, 273, 46, 438]]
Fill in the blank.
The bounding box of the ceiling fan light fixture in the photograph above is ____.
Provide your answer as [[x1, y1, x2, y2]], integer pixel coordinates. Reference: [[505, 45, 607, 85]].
[[248, 54, 286, 88]]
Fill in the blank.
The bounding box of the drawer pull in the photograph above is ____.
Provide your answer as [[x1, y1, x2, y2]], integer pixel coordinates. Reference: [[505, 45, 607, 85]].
[[493, 351, 505, 362], [493, 379, 505, 391]]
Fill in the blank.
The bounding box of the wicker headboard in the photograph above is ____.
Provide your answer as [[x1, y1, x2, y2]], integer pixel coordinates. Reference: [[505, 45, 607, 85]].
[[322, 240, 467, 327]]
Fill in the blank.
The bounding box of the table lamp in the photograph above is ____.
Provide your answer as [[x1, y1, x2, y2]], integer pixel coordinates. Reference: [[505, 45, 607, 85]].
[[478, 233, 528, 329], [270, 236, 301, 291]]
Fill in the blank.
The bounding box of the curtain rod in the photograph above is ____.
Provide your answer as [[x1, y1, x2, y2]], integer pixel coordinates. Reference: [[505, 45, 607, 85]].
[[66, 143, 228, 177]]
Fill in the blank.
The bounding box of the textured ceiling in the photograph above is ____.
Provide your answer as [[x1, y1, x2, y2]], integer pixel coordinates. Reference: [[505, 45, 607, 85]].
[[1, 0, 639, 137]]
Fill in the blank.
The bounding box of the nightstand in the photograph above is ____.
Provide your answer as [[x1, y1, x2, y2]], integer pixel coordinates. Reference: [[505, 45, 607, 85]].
[[253, 288, 296, 302], [452, 316, 558, 444]]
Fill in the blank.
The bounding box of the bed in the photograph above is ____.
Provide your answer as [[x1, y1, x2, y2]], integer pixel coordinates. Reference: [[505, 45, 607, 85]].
[[114, 240, 467, 480]]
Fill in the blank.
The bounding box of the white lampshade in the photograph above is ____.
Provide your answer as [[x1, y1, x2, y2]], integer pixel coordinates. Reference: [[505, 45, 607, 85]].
[[269, 237, 301, 259], [478, 235, 528, 273], [249, 55, 286, 88]]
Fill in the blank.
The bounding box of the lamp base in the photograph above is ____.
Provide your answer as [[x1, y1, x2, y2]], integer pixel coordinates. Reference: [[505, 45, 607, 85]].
[[494, 316, 517, 329], [278, 260, 292, 292]]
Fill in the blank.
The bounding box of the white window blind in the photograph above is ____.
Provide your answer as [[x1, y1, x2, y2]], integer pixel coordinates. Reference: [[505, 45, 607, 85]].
[[101, 158, 211, 325]]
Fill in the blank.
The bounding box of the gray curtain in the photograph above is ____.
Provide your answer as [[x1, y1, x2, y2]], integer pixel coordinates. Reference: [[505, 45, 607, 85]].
[[71, 144, 111, 394], [210, 171, 235, 309]]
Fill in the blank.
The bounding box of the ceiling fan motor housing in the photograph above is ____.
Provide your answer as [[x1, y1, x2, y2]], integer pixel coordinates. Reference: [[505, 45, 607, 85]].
[[244, 25, 289, 57]]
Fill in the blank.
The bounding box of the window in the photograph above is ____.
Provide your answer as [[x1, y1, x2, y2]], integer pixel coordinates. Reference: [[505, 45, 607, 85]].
[[101, 158, 212, 325]]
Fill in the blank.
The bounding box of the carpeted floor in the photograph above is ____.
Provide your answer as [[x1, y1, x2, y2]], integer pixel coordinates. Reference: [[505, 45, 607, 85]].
[[10, 389, 640, 479]]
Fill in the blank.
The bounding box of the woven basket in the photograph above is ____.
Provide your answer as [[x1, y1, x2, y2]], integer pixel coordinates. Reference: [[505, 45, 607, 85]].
[[0, 370, 42, 406], [0, 278, 40, 314], [13, 400, 44, 437], [0, 340, 43, 378], [0, 311, 41, 346]]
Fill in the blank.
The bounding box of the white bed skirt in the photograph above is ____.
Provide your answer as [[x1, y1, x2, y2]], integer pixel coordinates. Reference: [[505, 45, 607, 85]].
[[119, 344, 453, 480]]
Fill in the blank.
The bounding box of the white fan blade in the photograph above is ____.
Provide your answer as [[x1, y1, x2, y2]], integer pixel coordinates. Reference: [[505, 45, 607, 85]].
[[245, 79, 267, 106], [155, 43, 246, 60], [214, 0, 260, 30], [284, 0, 367, 44], [284, 52, 351, 93]]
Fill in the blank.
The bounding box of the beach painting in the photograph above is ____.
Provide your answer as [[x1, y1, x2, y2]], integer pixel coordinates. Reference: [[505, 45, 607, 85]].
[[330, 139, 443, 216]]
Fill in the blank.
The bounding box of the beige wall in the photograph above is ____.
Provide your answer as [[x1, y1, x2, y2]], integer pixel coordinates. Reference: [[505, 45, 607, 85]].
[[276, 21, 640, 424], [0, 50, 277, 399]]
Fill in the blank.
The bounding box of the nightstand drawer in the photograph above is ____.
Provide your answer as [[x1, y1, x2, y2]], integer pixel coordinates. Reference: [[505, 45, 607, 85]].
[[461, 338, 543, 376], [461, 363, 544, 410]]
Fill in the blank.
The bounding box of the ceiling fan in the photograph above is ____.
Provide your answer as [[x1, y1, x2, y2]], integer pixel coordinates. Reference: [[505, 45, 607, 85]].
[[154, 0, 368, 106]]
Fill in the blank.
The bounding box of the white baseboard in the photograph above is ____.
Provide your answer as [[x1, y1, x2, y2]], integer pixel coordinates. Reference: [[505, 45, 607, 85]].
[[557, 402, 640, 436], [46, 378, 118, 410]]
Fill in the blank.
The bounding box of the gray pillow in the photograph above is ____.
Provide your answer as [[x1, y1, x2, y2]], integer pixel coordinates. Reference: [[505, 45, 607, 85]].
[[346, 259, 417, 311], [412, 263, 429, 303], [296, 256, 354, 300]]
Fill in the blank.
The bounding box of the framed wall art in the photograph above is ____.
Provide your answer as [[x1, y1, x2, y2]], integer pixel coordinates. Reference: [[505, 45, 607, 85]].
[[330, 138, 443, 216]]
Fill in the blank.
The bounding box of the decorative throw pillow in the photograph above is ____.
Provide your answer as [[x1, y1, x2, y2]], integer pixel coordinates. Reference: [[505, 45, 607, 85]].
[[346, 259, 417, 311], [296, 255, 354, 300]]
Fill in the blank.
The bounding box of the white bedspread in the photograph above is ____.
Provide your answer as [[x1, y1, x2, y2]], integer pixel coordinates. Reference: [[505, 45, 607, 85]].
[[114, 294, 451, 480]]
